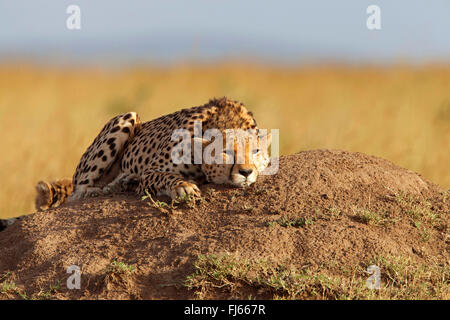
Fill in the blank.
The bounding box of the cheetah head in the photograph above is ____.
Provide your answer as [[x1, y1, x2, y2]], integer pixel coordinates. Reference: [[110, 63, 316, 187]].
[[194, 130, 271, 188]]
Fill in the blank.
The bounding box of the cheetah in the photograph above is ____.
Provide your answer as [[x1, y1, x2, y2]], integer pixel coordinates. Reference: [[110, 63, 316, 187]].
[[32, 97, 272, 211]]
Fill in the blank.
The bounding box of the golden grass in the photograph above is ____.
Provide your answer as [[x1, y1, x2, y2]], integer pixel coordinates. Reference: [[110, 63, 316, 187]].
[[0, 62, 449, 218]]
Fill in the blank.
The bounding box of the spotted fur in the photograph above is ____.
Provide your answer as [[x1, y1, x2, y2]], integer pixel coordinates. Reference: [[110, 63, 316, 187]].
[[34, 97, 271, 209], [35, 178, 74, 211]]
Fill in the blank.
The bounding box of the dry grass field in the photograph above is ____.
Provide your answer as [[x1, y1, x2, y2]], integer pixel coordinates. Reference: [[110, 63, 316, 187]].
[[0, 62, 449, 218]]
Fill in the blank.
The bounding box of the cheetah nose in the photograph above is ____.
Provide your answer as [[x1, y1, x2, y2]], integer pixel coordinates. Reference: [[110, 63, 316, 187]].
[[238, 168, 253, 177]]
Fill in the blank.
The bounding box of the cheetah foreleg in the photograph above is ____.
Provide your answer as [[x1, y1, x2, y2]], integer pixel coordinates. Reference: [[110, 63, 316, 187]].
[[137, 170, 201, 200]]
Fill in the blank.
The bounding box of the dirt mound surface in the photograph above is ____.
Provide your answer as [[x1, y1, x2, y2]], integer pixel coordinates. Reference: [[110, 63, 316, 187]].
[[0, 150, 448, 300]]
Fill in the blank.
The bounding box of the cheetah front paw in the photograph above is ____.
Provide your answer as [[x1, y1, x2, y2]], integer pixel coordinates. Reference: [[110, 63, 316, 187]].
[[170, 181, 201, 199]]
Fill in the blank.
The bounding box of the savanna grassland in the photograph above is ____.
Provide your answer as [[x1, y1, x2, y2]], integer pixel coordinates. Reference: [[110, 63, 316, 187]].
[[0, 63, 449, 219]]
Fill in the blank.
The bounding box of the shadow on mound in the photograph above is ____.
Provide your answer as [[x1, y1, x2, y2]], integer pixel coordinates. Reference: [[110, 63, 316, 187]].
[[0, 150, 448, 300]]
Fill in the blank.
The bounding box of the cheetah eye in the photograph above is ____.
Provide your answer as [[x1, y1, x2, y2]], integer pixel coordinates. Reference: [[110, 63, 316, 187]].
[[252, 149, 261, 154]]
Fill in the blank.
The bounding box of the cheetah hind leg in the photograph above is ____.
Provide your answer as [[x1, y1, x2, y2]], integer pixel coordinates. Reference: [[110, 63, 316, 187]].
[[68, 112, 141, 202]]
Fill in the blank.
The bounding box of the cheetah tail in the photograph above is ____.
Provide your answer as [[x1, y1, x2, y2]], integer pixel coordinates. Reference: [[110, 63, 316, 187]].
[[35, 178, 74, 211], [0, 217, 22, 232]]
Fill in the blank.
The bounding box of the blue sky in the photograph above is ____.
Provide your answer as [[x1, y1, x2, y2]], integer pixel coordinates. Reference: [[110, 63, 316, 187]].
[[0, 0, 449, 65]]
